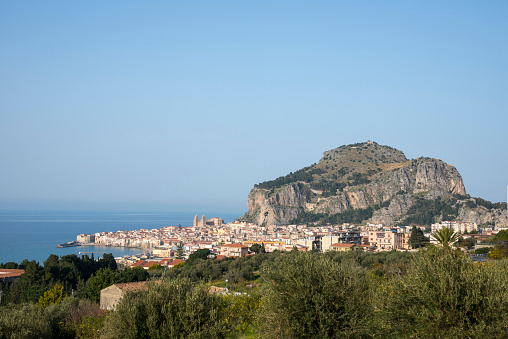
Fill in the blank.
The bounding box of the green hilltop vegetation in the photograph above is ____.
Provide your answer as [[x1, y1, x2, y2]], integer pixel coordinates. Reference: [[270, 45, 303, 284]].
[[3, 244, 508, 338], [255, 141, 402, 194]]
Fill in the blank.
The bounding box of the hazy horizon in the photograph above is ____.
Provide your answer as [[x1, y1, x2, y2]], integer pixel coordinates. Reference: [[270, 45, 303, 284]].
[[1, 1, 507, 212]]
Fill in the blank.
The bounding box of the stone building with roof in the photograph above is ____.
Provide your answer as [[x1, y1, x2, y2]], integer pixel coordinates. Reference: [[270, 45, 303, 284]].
[[0, 269, 24, 283], [100, 281, 152, 310]]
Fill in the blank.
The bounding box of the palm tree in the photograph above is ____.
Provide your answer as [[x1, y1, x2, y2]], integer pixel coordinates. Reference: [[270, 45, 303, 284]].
[[431, 227, 458, 248]]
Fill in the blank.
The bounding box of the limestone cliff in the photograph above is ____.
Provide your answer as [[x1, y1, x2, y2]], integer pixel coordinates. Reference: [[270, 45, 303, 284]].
[[239, 141, 506, 227]]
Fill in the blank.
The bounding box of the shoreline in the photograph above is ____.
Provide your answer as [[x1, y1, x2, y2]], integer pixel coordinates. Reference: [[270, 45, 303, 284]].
[[72, 242, 147, 250], [56, 241, 148, 251]]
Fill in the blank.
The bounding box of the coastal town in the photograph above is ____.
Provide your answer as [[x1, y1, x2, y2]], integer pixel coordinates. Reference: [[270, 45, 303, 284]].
[[71, 214, 494, 270]]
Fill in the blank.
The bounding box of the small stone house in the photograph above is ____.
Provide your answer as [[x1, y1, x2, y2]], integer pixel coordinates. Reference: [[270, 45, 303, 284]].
[[100, 281, 151, 310]]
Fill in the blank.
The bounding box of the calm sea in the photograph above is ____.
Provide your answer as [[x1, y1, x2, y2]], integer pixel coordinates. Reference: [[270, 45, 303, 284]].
[[0, 210, 240, 265]]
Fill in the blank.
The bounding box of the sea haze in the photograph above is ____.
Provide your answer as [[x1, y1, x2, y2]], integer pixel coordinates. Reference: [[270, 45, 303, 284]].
[[0, 210, 240, 264]]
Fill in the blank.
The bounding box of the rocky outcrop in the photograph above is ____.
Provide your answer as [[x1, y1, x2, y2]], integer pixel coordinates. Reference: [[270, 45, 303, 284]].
[[244, 183, 311, 226], [370, 194, 415, 226], [239, 141, 487, 226], [413, 159, 465, 196], [456, 204, 508, 227]]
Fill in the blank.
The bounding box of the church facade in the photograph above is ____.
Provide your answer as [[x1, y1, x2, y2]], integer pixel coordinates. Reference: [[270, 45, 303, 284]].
[[193, 214, 224, 227]]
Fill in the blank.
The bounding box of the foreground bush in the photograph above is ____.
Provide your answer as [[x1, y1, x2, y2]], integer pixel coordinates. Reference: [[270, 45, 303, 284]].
[[380, 248, 508, 338], [258, 252, 372, 338], [101, 278, 231, 339], [0, 303, 53, 339]]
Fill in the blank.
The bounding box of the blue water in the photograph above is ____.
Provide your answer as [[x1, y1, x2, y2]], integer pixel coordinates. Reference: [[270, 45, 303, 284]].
[[0, 210, 240, 264]]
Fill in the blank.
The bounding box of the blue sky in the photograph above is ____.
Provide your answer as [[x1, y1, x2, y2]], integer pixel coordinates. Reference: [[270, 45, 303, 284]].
[[1, 1, 507, 214]]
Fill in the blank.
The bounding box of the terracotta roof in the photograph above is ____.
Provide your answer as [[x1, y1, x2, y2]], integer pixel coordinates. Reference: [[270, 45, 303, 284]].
[[331, 243, 356, 248], [0, 269, 25, 278], [168, 259, 184, 267], [142, 261, 157, 268], [131, 260, 147, 267], [216, 255, 226, 260]]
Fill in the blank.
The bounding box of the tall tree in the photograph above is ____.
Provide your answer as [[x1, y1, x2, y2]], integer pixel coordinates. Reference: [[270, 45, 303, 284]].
[[176, 242, 186, 259], [249, 243, 265, 254], [409, 226, 429, 249]]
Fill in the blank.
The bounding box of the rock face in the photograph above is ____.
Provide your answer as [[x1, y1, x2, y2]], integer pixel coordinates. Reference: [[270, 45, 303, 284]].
[[456, 204, 508, 226], [240, 141, 505, 226], [245, 183, 310, 226]]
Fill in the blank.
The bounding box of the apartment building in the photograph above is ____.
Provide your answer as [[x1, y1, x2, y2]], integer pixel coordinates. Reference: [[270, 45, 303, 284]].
[[219, 243, 249, 257], [368, 230, 404, 251]]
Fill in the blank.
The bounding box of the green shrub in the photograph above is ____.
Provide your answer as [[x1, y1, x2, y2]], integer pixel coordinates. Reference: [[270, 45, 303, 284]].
[[474, 247, 492, 254], [258, 252, 372, 338], [101, 278, 231, 339], [380, 248, 508, 338], [0, 303, 52, 339], [37, 283, 68, 307]]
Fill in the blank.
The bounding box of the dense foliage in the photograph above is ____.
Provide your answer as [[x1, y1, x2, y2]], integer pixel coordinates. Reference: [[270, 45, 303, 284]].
[[397, 196, 460, 226], [290, 199, 391, 225], [254, 164, 323, 189], [3, 249, 508, 338], [101, 278, 231, 339], [489, 230, 508, 259], [379, 248, 508, 337], [0, 254, 147, 305], [464, 197, 508, 210], [258, 252, 372, 338], [165, 252, 276, 284], [408, 226, 429, 249]]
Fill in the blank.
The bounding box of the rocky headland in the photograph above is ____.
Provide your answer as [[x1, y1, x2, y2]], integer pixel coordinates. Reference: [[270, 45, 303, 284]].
[[240, 141, 507, 227]]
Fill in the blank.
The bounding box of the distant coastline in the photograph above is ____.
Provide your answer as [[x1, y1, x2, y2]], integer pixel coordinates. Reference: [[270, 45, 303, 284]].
[[0, 210, 240, 264], [56, 241, 146, 250]]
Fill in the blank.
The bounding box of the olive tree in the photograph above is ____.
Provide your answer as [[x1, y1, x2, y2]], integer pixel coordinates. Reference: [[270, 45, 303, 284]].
[[381, 247, 508, 338], [101, 278, 232, 339], [258, 251, 372, 338]]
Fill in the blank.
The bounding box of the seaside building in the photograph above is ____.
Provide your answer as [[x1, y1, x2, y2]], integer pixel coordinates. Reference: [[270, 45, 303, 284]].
[[77, 234, 95, 243]]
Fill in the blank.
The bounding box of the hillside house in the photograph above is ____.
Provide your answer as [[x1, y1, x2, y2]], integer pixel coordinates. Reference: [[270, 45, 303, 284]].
[[0, 269, 24, 283], [100, 281, 151, 310]]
